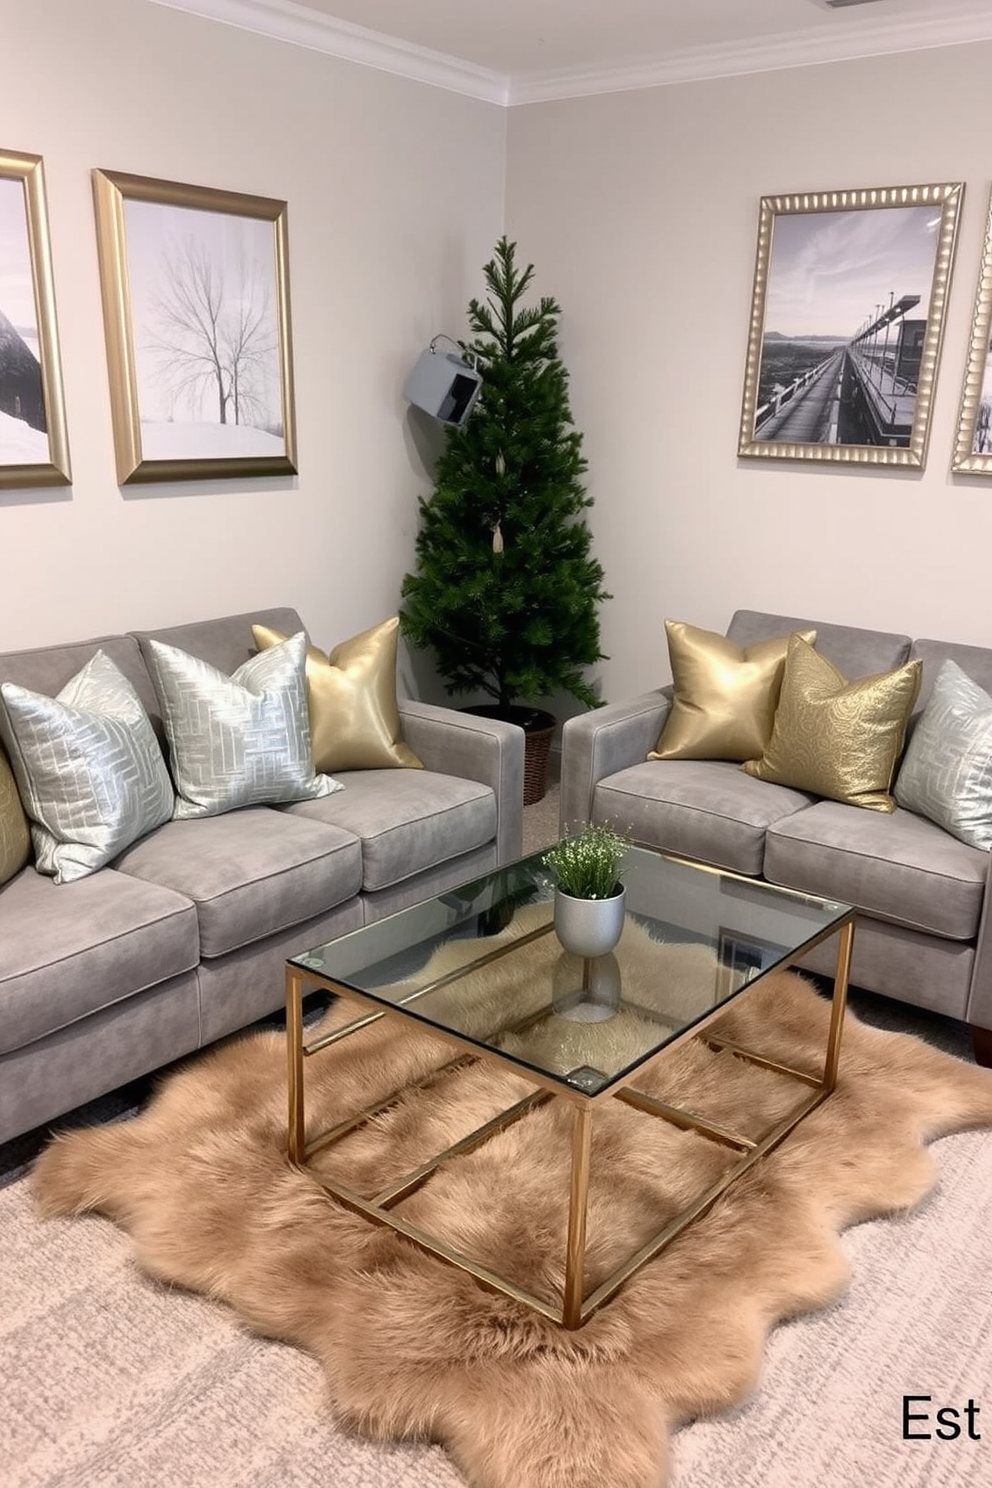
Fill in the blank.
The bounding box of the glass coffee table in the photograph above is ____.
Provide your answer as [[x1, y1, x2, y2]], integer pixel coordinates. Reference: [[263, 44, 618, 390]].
[[286, 846, 854, 1329]]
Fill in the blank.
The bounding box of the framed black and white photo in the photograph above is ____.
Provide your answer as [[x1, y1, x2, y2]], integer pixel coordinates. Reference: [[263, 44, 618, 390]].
[[92, 170, 297, 484], [738, 183, 963, 468], [952, 184, 992, 474], [0, 149, 71, 489]]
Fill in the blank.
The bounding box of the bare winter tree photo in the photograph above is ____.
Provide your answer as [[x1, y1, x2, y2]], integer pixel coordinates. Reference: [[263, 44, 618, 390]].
[[120, 194, 288, 463], [145, 237, 279, 433]]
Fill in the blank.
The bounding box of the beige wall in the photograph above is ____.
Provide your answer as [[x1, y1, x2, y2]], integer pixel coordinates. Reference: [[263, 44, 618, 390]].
[[506, 43, 992, 702], [6, 7, 992, 712], [1, 0, 505, 679]]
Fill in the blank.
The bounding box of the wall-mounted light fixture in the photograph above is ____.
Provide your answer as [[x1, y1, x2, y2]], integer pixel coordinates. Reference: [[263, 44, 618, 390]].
[[403, 334, 482, 427]]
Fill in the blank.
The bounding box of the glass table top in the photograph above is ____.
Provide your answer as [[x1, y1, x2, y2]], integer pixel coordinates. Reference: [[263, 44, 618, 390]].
[[289, 846, 852, 1097]]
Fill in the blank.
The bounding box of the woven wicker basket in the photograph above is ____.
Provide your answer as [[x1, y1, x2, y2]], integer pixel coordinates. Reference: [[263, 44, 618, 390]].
[[461, 704, 556, 808], [522, 718, 556, 806]]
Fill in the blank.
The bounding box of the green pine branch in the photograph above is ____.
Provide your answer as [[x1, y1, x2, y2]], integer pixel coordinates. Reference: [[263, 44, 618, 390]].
[[400, 237, 610, 713]]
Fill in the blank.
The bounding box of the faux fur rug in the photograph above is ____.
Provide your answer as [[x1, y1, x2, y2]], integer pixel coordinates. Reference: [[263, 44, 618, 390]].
[[31, 919, 992, 1488]]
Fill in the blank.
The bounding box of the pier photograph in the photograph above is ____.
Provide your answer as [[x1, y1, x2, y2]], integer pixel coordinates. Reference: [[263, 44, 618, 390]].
[[738, 184, 962, 467]]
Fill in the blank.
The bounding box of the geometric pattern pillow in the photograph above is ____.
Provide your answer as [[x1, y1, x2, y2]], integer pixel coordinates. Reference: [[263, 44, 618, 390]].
[[741, 634, 922, 813], [0, 745, 32, 885], [252, 616, 423, 771], [648, 619, 817, 762], [894, 659, 992, 850], [0, 651, 175, 883], [145, 630, 343, 820]]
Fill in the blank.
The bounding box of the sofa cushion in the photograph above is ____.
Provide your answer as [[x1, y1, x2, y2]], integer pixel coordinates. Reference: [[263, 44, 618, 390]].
[[741, 635, 921, 813], [0, 746, 31, 886], [0, 652, 175, 883], [0, 866, 199, 1054], [113, 807, 363, 958], [648, 619, 816, 763], [132, 607, 306, 734], [0, 633, 161, 728], [894, 660, 992, 851], [910, 637, 992, 713], [252, 616, 423, 772], [726, 610, 912, 679], [764, 800, 987, 942], [591, 759, 816, 877], [282, 769, 496, 892], [145, 632, 343, 819]]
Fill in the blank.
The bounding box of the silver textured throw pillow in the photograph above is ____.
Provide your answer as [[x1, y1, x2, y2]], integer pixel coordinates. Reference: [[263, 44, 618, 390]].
[[146, 630, 343, 819], [0, 651, 175, 883], [894, 659, 992, 850]]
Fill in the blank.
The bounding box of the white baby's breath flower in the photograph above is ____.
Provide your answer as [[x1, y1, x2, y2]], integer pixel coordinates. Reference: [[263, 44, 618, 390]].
[[542, 823, 628, 899]]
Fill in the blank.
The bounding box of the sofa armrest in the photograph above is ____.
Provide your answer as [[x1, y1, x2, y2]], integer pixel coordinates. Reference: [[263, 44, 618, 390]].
[[559, 690, 672, 833], [398, 701, 524, 866], [965, 849, 992, 1034]]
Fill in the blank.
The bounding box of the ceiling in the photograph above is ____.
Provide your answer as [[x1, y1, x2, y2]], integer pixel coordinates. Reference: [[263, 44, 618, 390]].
[[155, 0, 992, 103]]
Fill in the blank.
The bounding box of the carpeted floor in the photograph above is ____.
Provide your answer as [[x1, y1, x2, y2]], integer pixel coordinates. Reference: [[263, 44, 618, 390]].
[[2, 763, 990, 1486]]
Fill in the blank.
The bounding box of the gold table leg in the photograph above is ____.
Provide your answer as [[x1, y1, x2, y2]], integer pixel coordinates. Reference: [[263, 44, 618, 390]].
[[822, 918, 854, 1091], [286, 966, 306, 1165], [562, 1101, 592, 1329]]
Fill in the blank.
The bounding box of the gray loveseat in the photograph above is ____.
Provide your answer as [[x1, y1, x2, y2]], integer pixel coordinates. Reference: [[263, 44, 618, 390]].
[[559, 608, 992, 1064], [0, 607, 524, 1144]]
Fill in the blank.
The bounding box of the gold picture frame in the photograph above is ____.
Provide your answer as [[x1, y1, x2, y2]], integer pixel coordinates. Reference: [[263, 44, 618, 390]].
[[738, 182, 963, 468], [0, 149, 71, 488], [952, 184, 992, 474], [92, 169, 297, 485]]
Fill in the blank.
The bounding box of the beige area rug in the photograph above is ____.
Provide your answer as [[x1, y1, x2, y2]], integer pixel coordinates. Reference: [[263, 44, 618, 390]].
[[20, 920, 992, 1488]]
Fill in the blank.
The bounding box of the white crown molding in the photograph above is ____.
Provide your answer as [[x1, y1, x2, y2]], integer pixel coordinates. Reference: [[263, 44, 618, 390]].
[[510, 9, 992, 105], [145, 0, 511, 105], [147, 0, 992, 108]]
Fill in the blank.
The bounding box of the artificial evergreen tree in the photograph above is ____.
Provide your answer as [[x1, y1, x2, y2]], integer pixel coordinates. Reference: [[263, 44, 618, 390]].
[[400, 237, 610, 727]]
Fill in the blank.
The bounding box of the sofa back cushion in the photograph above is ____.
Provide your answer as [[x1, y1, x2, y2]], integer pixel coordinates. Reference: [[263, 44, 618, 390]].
[[0, 633, 158, 723], [132, 607, 306, 735], [910, 638, 992, 713], [726, 611, 912, 681]]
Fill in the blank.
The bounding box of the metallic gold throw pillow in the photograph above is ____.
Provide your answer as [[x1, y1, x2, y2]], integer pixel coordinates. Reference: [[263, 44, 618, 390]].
[[649, 619, 816, 762], [740, 635, 922, 813], [0, 746, 31, 886], [252, 617, 423, 772]]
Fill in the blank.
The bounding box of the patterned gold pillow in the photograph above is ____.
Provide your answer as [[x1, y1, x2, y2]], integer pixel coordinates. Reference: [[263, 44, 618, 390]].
[[649, 619, 816, 763], [252, 616, 423, 772], [0, 746, 31, 885], [741, 634, 922, 812]]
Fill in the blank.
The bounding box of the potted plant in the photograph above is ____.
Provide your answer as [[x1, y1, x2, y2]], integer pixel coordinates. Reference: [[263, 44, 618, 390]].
[[399, 237, 611, 804], [543, 824, 628, 959]]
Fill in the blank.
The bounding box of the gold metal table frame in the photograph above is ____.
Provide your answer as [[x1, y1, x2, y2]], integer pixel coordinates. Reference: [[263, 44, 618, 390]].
[[286, 915, 854, 1331]]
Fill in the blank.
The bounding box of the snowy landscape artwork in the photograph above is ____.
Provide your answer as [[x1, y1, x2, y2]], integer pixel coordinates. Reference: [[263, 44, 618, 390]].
[[0, 152, 71, 487], [93, 171, 296, 482]]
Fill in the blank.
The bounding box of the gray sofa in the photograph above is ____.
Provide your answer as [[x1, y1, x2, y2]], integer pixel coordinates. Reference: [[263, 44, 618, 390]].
[[559, 609, 992, 1065], [0, 607, 524, 1144]]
